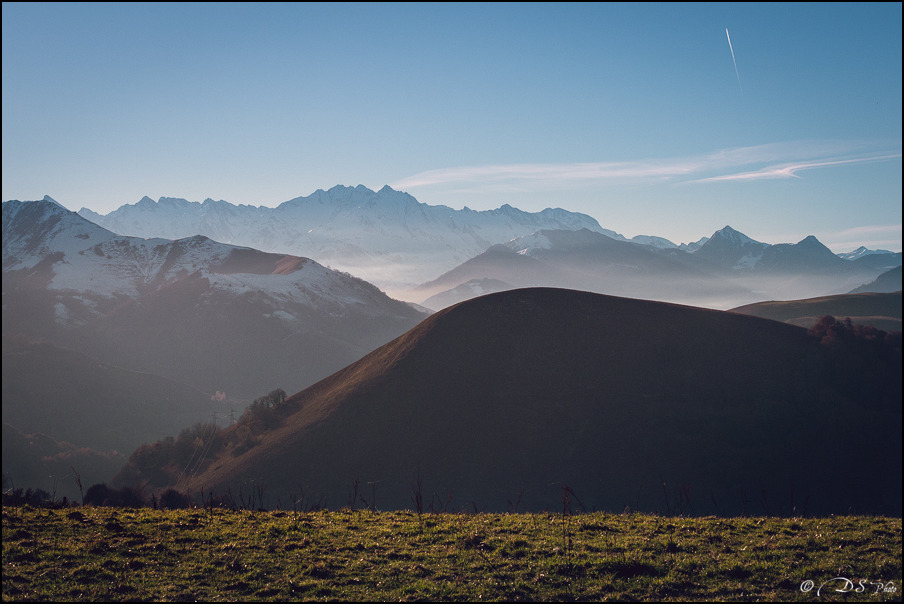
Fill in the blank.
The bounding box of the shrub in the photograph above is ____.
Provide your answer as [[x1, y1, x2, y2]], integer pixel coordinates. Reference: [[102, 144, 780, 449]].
[[158, 488, 192, 509], [83, 483, 145, 507], [83, 483, 113, 506]]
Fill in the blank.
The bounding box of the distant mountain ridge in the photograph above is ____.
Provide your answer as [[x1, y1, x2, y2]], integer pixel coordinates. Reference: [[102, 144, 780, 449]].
[[410, 228, 750, 309], [72, 187, 900, 302], [77, 185, 628, 292], [2, 198, 427, 399], [409, 226, 901, 310]]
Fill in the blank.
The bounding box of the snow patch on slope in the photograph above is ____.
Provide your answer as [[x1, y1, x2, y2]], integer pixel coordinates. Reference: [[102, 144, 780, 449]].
[[511, 232, 553, 256]]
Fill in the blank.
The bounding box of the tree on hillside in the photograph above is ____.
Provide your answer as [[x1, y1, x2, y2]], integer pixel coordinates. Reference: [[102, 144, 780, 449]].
[[112, 388, 290, 493], [240, 388, 288, 431], [112, 421, 224, 490]]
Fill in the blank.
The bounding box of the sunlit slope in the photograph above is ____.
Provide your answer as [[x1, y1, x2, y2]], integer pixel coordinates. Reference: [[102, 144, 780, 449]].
[[179, 288, 902, 516]]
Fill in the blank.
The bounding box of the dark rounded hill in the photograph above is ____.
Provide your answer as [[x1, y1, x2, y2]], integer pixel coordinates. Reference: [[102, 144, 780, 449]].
[[177, 288, 902, 516]]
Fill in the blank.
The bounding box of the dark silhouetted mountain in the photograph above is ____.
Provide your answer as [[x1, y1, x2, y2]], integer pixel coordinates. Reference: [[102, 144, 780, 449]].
[[172, 288, 901, 516], [730, 291, 902, 332]]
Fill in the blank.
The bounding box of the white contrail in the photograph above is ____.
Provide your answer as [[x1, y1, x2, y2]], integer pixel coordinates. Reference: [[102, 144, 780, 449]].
[[725, 28, 742, 93]]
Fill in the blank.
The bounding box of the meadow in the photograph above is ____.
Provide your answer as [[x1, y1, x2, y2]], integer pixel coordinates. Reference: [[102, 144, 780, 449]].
[[2, 504, 901, 602]]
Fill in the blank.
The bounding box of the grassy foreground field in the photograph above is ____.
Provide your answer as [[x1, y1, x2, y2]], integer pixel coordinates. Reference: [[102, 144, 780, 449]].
[[2, 505, 901, 602]]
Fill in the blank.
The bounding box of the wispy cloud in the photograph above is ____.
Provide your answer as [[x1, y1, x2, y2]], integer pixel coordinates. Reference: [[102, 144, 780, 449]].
[[690, 153, 903, 183], [393, 159, 703, 188], [391, 141, 902, 192], [832, 224, 903, 239]]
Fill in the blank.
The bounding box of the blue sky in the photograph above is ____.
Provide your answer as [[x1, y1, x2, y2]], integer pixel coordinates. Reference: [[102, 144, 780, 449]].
[[2, 2, 901, 252]]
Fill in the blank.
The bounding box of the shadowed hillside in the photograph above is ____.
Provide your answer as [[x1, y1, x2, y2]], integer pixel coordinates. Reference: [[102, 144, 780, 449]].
[[2, 335, 227, 500], [2, 422, 126, 503], [169, 288, 902, 516], [2, 335, 223, 454], [729, 291, 902, 331]]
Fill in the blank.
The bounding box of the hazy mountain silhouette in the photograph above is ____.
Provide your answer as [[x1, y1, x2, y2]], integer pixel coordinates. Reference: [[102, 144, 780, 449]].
[[691, 225, 768, 269], [422, 278, 516, 310], [171, 288, 901, 516], [409, 228, 900, 311], [848, 266, 902, 294], [409, 229, 754, 310]]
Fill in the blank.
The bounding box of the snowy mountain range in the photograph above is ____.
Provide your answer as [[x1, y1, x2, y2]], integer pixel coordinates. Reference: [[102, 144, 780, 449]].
[[75, 185, 900, 301], [77, 185, 669, 293], [3, 198, 427, 399], [11, 189, 901, 313]]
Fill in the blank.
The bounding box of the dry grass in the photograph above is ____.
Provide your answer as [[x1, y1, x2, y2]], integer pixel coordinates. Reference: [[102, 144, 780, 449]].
[[4, 504, 902, 602]]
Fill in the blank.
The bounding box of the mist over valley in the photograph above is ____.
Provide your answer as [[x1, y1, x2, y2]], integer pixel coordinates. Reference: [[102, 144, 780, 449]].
[[2, 192, 901, 512]]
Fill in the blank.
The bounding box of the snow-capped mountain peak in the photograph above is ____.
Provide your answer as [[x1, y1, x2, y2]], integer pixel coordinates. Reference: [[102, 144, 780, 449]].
[[837, 245, 895, 260], [42, 195, 65, 207], [3, 198, 117, 270], [508, 231, 554, 255], [74, 185, 615, 292]]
